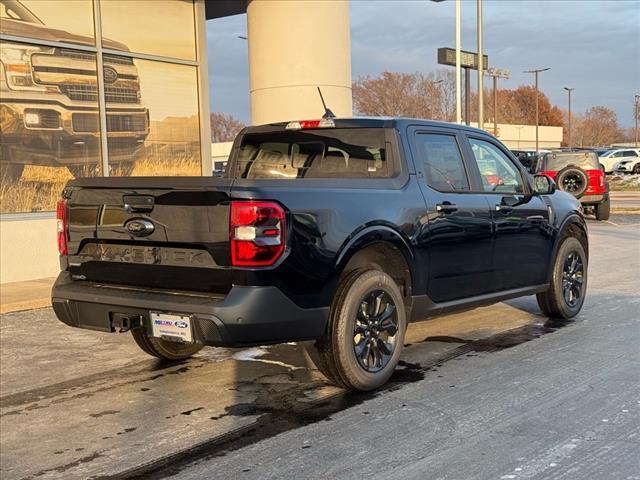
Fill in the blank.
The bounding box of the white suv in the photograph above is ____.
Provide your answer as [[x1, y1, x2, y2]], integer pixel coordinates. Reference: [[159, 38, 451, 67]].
[[599, 149, 640, 174]]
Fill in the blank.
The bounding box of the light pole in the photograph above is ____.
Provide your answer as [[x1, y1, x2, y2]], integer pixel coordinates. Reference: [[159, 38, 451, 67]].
[[455, 0, 461, 124], [524, 67, 550, 153], [564, 87, 575, 148], [485, 67, 509, 136], [635, 94, 639, 148], [430, 0, 461, 124], [428, 79, 444, 119], [477, 0, 484, 129]]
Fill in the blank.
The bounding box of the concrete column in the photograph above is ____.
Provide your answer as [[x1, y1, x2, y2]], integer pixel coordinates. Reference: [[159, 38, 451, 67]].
[[247, 0, 352, 125]]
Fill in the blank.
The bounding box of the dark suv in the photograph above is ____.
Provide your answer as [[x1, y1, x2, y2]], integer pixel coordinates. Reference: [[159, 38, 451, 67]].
[[52, 117, 588, 391]]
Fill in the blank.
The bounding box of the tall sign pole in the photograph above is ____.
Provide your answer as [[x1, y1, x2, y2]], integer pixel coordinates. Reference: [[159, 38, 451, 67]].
[[455, 0, 462, 124], [438, 48, 488, 127], [564, 87, 575, 148], [485, 67, 509, 136], [524, 67, 550, 152], [476, 0, 484, 129]]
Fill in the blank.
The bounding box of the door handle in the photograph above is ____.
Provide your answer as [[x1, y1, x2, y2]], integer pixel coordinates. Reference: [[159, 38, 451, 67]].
[[495, 204, 513, 213], [436, 203, 458, 214]]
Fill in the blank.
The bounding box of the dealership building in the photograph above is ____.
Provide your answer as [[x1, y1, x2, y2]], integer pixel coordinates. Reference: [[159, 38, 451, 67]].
[[0, 0, 354, 283], [0, 0, 559, 285]]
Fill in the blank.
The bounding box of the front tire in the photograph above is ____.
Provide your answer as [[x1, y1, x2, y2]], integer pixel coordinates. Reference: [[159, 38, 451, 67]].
[[537, 237, 587, 319], [131, 329, 204, 361], [310, 269, 406, 391], [595, 198, 610, 221]]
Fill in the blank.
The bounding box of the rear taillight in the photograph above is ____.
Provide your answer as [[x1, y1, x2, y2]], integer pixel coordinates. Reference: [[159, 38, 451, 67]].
[[230, 201, 286, 267], [56, 198, 68, 255]]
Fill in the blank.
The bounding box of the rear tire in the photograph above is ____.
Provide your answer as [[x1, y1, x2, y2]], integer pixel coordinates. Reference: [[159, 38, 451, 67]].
[[131, 329, 203, 360], [309, 269, 406, 391], [595, 198, 610, 221], [537, 236, 587, 319], [633, 163, 640, 175]]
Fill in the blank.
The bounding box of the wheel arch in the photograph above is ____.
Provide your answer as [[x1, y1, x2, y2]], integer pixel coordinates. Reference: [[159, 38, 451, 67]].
[[548, 214, 589, 283], [334, 225, 416, 302]]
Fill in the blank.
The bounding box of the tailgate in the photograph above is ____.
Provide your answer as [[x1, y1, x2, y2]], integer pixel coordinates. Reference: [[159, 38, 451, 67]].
[[64, 177, 233, 293]]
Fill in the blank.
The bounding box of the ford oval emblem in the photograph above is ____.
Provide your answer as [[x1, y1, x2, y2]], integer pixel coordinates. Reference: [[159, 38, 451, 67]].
[[124, 218, 154, 237], [103, 66, 118, 84], [174, 320, 189, 329]]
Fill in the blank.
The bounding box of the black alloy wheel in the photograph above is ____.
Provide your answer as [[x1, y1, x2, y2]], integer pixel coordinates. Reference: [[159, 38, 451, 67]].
[[556, 167, 589, 198], [537, 236, 587, 319], [353, 290, 399, 373], [562, 251, 584, 308], [308, 268, 407, 391], [561, 173, 586, 194]]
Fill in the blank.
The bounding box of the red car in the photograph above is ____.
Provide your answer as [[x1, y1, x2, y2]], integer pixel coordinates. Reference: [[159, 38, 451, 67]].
[[535, 151, 610, 220]]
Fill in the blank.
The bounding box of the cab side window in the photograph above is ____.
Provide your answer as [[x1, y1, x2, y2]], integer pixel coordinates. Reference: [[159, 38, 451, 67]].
[[415, 133, 469, 191], [468, 138, 525, 193]]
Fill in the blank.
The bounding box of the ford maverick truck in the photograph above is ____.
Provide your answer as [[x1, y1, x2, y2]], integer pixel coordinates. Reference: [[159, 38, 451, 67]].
[[52, 117, 588, 391], [0, 0, 148, 182]]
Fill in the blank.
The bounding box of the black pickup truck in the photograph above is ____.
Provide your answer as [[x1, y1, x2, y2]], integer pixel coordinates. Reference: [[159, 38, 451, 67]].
[[52, 117, 588, 391]]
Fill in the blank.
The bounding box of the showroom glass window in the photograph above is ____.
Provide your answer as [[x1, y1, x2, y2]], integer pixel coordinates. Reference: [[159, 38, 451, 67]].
[[0, 0, 202, 214]]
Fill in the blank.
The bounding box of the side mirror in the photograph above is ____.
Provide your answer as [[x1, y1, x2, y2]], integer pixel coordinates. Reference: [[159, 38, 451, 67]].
[[533, 174, 556, 195]]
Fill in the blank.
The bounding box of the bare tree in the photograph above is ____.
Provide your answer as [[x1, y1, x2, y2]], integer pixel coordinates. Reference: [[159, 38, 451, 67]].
[[573, 106, 622, 147], [352, 71, 453, 121], [353, 72, 566, 128], [211, 113, 245, 142], [474, 86, 563, 127]]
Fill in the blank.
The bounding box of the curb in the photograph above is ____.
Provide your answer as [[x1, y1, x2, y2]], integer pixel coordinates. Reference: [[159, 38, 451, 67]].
[[0, 298, 51, 314]]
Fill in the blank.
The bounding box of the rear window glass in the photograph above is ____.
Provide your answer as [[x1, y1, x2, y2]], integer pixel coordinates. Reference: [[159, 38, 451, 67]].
[[540, 152, 599, 171], [233, 128, 391, 179]]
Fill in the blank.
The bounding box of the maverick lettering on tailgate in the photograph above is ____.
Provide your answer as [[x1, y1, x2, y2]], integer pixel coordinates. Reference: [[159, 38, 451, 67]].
[[77, 244, 216, 268]]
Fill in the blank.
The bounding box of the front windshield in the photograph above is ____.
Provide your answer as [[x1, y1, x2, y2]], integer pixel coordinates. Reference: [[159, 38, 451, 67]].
[[541, 152, 600, 171], [0, 0, 42, 24], [597, 150, 611, 157]]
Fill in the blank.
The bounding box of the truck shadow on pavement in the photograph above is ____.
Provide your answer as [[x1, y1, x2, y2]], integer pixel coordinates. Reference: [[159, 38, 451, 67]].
[[103, 314, 575, 480]]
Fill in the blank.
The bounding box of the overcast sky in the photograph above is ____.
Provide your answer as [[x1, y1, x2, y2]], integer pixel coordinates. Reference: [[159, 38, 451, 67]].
[[206, 0, 640, 127]]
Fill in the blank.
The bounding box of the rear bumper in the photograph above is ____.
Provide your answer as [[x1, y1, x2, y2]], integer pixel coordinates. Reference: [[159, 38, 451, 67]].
[[51, 272, 328, 347], [580, 193, 608, 206]]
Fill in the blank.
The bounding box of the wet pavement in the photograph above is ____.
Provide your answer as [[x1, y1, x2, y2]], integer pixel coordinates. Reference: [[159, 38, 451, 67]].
[[1, 215, 639, 480]]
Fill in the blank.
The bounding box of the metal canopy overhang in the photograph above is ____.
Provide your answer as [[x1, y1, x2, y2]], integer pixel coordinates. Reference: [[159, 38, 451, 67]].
[[204, 0, 248, 20]]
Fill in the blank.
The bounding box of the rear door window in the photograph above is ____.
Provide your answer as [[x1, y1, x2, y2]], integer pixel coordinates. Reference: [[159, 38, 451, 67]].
[[233, 128, 391, 179], [414, 133, 469, 191]]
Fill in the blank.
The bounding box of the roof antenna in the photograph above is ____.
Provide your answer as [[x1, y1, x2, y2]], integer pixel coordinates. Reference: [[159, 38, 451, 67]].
[[317, 87, 336, 120]]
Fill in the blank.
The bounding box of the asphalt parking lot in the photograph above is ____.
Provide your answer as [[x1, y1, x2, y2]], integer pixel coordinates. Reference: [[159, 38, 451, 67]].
[[1, 215, 638, 480]]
